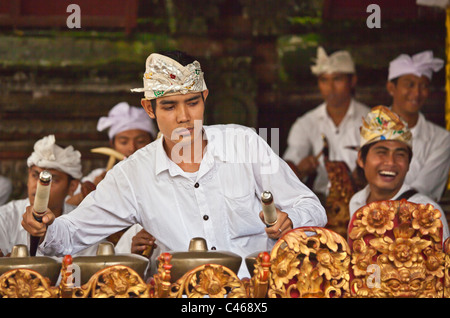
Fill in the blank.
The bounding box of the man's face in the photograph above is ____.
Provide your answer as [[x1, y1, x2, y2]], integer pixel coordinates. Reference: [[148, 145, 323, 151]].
[[27, 166, 78, 213], [357, 140, 410, 197], [317, 73, 356, 107], [141, 91, 207, 151], [387, 74, 430, 117], [112, 129, 153, 157]]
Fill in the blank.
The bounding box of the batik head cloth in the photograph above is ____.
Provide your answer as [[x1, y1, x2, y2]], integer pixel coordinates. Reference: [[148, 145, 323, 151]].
[[311, 46, 355, 76], [27, 135, 83, 179], [388, 50, 443, 81], [130, 53, 207, 100], [360, 106, 412, 148], [97, 102, 157, 140]]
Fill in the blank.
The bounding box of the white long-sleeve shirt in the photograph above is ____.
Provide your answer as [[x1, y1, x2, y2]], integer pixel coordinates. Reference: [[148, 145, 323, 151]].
[[405, 112, 450, 201], [349, 183, 450, 241], [283, 99, 370, 195], [39, 124, 327, 278], [0, 198, 98, 256], [0, 175, 12, 205]]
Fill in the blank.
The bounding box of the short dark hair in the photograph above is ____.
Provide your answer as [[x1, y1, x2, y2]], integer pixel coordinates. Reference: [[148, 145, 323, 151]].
[[157, 50, 196, 66]]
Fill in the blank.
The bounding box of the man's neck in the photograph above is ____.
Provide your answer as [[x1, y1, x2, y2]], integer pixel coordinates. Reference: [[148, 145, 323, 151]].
[[52, 206, 63, 218], [391, 105, 419, 128], [164, 135, 207, 173], [326, 98, 351, 127], [366, 186, 402, 204]]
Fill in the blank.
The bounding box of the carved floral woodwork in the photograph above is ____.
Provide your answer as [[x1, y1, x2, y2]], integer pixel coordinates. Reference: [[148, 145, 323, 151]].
[[69, 265, 150, 298], [0, 268, 59, 298], [348, 199, 445, 298], [267, 227, 351, 298], [1, 199, 450, 298], [168, 264, 248, 298], [324, 160, 355, 239], [444, 239, 450, 298], [322, 133, 356, 239]]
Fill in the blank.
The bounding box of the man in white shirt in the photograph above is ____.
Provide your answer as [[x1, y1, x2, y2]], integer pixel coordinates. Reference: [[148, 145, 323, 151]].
[[66, 101, 157, 206], [283, 46, 370, 199], [349, 106, 450, 240], [386, 50, 450, 201], [0, 135, 94, 256], [0, 175, 12, 205], [22, 51, 327, 278]]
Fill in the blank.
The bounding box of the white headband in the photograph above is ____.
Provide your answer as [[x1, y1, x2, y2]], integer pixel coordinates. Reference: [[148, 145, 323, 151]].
[[97, 102, 157, 140], [131, 53, 207, 100], [27, 135, 83, 179], [311, 46, 355, 76], [388, 50, 443, 81]]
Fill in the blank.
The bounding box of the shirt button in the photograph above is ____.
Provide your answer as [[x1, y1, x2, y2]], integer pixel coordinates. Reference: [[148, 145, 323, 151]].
[[194, 182, 199, 188], [203, 215, 209, 221]]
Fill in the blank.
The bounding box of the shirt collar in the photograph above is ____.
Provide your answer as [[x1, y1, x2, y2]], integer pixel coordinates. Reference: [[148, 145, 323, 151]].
[[362, 183, 411, 203], [155, 136, 170, 176], [318, 98, 357, 119], [409, 112, 425, 135]]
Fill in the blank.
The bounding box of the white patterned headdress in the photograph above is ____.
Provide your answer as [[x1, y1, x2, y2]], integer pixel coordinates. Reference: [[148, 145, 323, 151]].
[[388, 51, 443, 81], [311, 46, 355, 76], [27, 135, 83, 179], [131, 53, 207, 100]]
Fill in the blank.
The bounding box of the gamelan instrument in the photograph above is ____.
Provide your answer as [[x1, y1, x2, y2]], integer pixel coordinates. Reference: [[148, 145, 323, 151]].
[[164, 237, 242, 283]]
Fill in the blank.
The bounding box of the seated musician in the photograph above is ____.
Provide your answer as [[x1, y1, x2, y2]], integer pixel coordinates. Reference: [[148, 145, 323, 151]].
[[66, 101, 156, 205], [283, 46, 370, 201], [349, 106, 450, 240], [21, 50, 327, 278], [0, 135, 98, 256], [386, 50, 450, 201]]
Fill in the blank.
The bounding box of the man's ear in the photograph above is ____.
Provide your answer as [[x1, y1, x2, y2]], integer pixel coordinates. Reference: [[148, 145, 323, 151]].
[[141, 98, 156, 119], [356, 151, 364, 169], [386, 81, 395, 96], [202, 90, 209, 101]]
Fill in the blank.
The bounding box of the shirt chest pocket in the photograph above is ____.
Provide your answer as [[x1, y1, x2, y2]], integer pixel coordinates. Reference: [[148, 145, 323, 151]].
[[219, 164, 264, 238]]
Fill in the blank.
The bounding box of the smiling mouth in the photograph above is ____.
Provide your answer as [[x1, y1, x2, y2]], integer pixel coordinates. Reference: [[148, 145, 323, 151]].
[[379, 170, 397, 177]]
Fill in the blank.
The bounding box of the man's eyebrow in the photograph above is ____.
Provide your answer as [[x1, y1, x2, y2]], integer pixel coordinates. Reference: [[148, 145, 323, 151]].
[[185, 95, 201, 102], [159, 99, 177, 105], [372, 145, 408, 152], [372, 145, 389, 150], [159, 95, 201, 105]]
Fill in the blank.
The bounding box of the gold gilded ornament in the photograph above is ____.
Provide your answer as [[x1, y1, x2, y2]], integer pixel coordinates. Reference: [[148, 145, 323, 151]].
[[268, 227, 350, 298], [169, 264, 247, 298], [349, 200, 445, 298]]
